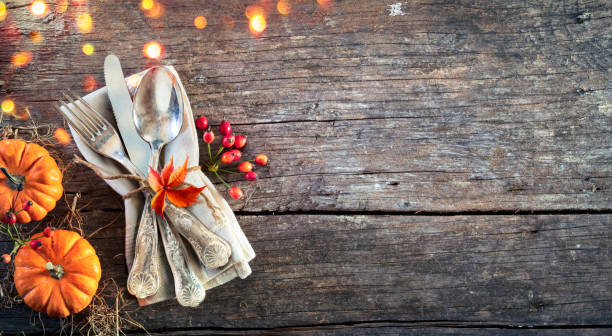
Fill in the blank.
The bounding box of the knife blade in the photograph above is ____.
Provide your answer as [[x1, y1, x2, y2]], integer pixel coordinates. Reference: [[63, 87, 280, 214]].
[[104, 54, 150, 174]]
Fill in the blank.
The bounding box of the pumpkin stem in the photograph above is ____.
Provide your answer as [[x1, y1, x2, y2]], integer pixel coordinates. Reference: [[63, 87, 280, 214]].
[[0, 167, 25, 191], [45, 262, 65, 280]]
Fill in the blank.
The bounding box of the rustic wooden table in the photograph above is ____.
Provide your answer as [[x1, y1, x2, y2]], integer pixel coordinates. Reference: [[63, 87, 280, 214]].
[[1, 0, 611, 335]]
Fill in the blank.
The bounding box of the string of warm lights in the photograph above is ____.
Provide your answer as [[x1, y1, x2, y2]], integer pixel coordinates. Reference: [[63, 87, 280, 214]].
[[1, 0, 333, 141]]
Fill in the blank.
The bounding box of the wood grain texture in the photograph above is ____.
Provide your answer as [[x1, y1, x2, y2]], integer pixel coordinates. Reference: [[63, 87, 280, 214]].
[[0, 214, 610, 334], [140, 326, 612, 336], [1, 0, 610, 212], [0, 0, 611, 334]]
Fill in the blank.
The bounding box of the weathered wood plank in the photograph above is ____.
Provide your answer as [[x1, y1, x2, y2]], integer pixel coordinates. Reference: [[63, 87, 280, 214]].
[[0, 214, 610, 334], [142, 326, 612, 336], [1, 0, 611, 334], [1, 0, 610, 212]]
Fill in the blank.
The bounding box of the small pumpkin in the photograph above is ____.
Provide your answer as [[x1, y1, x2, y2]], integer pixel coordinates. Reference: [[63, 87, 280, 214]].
[[14, 230, 101, 318], [0, 139, 63, 223]]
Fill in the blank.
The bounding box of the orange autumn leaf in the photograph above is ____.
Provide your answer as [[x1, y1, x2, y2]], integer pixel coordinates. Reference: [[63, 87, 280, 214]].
[[148, 156, 206, 216], [166, 186, 204, 207]]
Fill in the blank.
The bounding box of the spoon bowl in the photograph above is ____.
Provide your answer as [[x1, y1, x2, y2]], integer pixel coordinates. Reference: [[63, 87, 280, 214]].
[[133, 66, 184, 165]]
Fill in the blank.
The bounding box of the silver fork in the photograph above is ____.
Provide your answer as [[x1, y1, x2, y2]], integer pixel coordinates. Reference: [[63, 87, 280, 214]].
[[55, 90, 161, 299], [55, 91, 143, 176]]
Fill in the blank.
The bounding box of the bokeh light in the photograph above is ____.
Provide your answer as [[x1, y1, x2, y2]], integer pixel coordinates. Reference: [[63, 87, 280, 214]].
[[82, 74, 96, 92], [277, 0, 290, 15], [220, 15, 235, 31], [194, 15, 207, 29], [143, 41, 163, 59], [1, 99, 15, 114], [29, 31, 43, 44], [82, 43, 94, 55], [245, 4, 265, 19], [317, 0, 332, 5], [29, 0, 48, 18], [54, 128, 72, 145], [15, 108, 30, 121], [76, 13, 93, 33], [143, 1, 164, 18], [140, 0, 154, 10], [55, 0, 68, 13], [249, 15, 267, 35], [126, 74, 142, 89], [0, 2, 7, 22], [11, 51, 33, 67]]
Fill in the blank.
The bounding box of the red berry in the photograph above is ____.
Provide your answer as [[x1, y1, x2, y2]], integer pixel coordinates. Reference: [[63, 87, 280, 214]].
[[221, 152, 235, 163], [43, 227, 53, 238], [203, 128, 215, 144], [3, 212, 16, 225], [1, 254, 10, 263], [229, 149, 242, 161], [229, 186, 243, 199], [238, 161, 253, 173], [22, 200, 33, 211], [234, 135, 247, 149], [29, 239, 42, 250], [255, 154, 268, 166], [222, 135, 235, 147], [245, 171, 257, 181], [195, 116, 209, 130], [219, 120, 231, 136]]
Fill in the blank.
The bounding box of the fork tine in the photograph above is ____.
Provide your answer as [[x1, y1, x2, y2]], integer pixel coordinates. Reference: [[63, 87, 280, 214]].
[[61, 99, 100, 138], [62, 91, 102, 133], [67, 90, 108, 129], [54, 103, 94, 141]]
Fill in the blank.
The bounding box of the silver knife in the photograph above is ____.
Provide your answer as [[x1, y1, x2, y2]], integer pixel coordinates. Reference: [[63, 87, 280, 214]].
[[103, 55, 150, 172], [105, 54, 161, 299]]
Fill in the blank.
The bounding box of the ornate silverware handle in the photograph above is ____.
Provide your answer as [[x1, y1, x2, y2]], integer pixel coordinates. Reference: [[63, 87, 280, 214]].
[[165, 203, 231, 269], [127, 196, 160, 298], [158, 214, 205, 307]]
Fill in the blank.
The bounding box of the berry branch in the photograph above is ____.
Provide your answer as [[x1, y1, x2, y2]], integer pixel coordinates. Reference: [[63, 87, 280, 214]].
[[195, 116, 269, 200], [0, 189, 52, 264]]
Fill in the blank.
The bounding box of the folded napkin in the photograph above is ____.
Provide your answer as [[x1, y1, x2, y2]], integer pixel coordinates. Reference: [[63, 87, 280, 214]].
[[67, 66, 255, 306]]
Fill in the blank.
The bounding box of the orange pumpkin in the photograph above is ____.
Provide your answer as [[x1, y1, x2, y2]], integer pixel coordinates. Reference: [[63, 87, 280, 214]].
[[14, 230, 101, 318], [0, 139, 63, 223]]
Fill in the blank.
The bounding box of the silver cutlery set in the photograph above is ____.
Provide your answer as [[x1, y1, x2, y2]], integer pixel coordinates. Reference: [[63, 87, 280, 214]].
[[55, 55, 254, 306]]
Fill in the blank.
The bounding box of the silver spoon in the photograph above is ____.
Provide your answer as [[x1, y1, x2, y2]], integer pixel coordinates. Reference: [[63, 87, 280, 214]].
[[132, 66, 205, 306]]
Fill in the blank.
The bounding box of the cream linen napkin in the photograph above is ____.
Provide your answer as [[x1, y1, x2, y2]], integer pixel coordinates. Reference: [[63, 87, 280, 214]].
[[67, 66, 255, 306]]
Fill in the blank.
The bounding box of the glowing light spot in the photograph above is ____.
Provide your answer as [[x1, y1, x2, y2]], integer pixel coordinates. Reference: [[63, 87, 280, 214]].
[[143, 41, 163, 59], [143, 1, 164, 18], [277, 0, 290, 15], [82, 75, 96, 92], [55, 0, 68, 13], [54, 128, 71, 145], [194, 16, 207, 29], [317, 0, 332, 5], [249, 15, 266, 35], [29, 0, 48, 17], [16, 108, 30, 121], [82, 43, 94, 55], [140, 0, 154, 10], [245, 4, 264, 19], [11, 51, 33, 67], [29, 31, 43, 44], [76, 13, 93, 33], [126, 74, 141, 89], [1, 99, 15, 114], [0, 2, 7, 22], [220, 15, 235, 31]]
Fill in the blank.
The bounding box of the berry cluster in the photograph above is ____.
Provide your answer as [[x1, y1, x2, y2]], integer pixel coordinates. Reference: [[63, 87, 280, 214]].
[[196, 116, 269, 199], [0, 190, 53, 264]]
